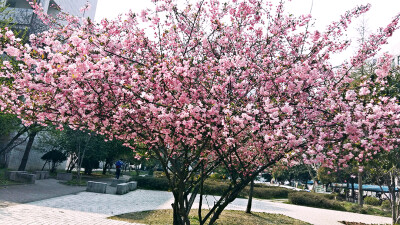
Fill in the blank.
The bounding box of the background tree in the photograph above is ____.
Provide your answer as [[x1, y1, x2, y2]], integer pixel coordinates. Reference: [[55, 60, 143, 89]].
[[40, 149, 67, 172]]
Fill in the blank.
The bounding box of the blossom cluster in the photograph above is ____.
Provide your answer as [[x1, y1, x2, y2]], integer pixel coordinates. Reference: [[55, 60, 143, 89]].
[[0, 0, 399, 178]]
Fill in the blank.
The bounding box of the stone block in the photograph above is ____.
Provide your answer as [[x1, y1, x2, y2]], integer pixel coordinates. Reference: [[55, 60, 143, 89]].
[[15, 173, 36, 184], [56, 172, 73, 181], [86, 181, 107, 193], [35, 171, 49, 180], [6, 171, 27, 181], [116, 183, 129, 195], [110, 178, 127, 187], [42, 171, 49, 179], [127, 181, 137, 191]]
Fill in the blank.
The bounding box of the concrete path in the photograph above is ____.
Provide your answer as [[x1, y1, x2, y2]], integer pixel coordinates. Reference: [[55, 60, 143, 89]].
[[0, 179, 392, 225], [0, 188, 392, 225], [0, 175, 131, 205], [0, 179, 86, 206]]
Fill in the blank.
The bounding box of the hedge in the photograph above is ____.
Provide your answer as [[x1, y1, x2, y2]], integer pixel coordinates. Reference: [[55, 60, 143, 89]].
[[364, 196, 381, 206], [381, 200, 391, 210], [131, 176, 170, 191], [130, 176, 294, 199], [288, 192, 345, 211]]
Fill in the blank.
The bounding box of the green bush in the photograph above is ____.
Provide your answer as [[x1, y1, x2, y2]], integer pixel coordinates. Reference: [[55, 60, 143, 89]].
[[243, 186, 294, 199], [321, 193, 336, 200], [130, 176, 170, 191], [209, 172, 227, 180], [288, 192, 345, 211], [381, 200, 391, 210], [364, 196, 381, 206], [130, 176, 293, 199], [203, 180, 230, 196]]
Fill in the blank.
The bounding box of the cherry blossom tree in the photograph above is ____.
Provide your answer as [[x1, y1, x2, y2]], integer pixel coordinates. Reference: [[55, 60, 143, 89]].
[[1, 0, 400, 224]]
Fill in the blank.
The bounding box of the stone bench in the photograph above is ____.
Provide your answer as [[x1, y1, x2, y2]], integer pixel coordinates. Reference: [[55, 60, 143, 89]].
[[127, 181, 137, 191], [35, 171, 49, 180], [6, 171, 36, 184], [16, 173, 36, 184], [5, 171, 26, 180], [110, 178, 128, 187], [56, 172, 73, 181], [116, 183, 130, 195], [86, 181, 107, 193]]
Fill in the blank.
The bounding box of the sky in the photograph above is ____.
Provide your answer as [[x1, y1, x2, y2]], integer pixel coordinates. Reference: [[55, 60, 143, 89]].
[[94, 0, 400, 65]]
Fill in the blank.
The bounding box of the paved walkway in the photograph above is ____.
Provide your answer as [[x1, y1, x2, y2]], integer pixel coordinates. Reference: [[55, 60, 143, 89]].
[[0, 179, 85, 207], [0, 179, 393, 225]]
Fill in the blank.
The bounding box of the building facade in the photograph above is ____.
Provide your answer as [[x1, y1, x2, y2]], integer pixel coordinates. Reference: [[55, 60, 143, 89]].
[[0, 0, 98, 34]]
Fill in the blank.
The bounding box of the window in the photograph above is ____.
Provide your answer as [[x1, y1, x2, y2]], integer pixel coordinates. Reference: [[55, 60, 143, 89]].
[[6, 0, 16, 8], [6, 0, 31, 9]]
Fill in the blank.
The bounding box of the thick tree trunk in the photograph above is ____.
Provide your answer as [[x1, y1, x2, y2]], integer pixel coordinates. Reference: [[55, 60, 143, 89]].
[[172, 187, 190, 225], [41, 160, 48, 171], [135, 166, 140, 176], [0, 126, 29, 154], [67, 160, 75, 172], [198, 172, 204, 225], [102, 161, 108, 175], [358, 171, 363, 206], [390, 172, 398, 225], [246, 179, 255, 213], [312, 180, 318, 192], [18, 131, 37, 171]]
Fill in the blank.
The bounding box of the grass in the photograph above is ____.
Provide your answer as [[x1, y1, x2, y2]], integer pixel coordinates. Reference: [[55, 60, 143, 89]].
[[0, 168, 22, 186], [59, 179, 87, 186], [287, 191, 391, 218], [341, 201, 391, 217], [89, 171, 114, 178], [128, 170, 148, 177], [109, 209, 311, 225], [130, 176, 294, 199]]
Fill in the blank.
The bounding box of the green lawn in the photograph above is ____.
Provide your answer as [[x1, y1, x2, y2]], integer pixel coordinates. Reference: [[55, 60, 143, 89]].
[[110, 209, 311, 225]]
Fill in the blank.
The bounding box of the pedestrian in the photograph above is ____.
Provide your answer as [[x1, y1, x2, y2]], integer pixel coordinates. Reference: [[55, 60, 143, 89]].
[[115, 159, 123, 179]]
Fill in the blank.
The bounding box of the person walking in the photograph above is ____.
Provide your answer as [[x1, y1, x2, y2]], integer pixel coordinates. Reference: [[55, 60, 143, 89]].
[[115, 159, 123, 179]]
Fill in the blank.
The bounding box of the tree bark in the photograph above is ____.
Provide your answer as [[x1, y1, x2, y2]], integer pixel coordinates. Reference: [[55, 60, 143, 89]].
[[41, 160, 48, 171], [0, 126, 29, 154], [313, 180, 318, 192], [246, 179, 255, 213], [172, 186, 190, 225], [198, 170, 204, 225], [390, 172, 397, 225], [358, 171, 363, 206], [351, 181, 355, 203], [102, 160, 111, 175], [18, 131, 37, 171]]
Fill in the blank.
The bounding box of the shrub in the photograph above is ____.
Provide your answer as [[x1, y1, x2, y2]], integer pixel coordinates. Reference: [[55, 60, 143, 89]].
[[364, 196, 381, 206], [321, 193, 336, 200], [41, 150, 67, 172], [288, 192, 345, 211], [203, 180, 232, 196], [130, 176, 170, 191], [243, 186, 294, 199], [153, 171, 165, 178], [381, 200, 391, 210], [209, 172, 226, 180], [130, 176, 294, 199]]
